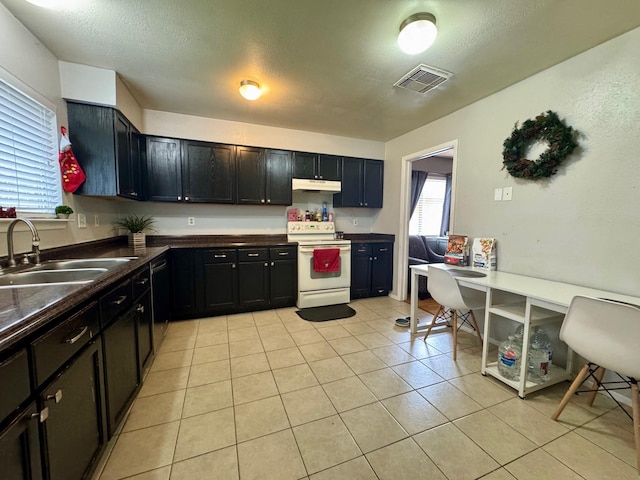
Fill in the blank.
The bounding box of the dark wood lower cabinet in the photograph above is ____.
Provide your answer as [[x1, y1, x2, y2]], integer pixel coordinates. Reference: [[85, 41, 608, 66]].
[[237, 261, 269, 310], [351, 242, 394, 299], [203, 262, 238, 312], [269, 257, 297, 306], [171, 250, 198, 317], [136, 291, 153, 374], [102, 309, 139, 437], [0, 402, 43, 480], [41, 340, 105, 480]]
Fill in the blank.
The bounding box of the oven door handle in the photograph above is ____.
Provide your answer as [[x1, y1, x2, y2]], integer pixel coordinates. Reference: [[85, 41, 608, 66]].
[[299, 247, 351, 254]]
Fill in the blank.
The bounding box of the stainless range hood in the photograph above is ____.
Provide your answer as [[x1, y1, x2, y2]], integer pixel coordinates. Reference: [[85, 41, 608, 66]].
[[292, 178, 341, 192]]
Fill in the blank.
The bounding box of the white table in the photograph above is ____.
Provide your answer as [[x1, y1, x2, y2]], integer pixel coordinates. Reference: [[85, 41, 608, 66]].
[[410, 263, 640, 397]]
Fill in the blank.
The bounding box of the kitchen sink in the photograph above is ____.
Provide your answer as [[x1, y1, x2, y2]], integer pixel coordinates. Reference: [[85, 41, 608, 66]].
[[32, 258, 134, 271], [0, 268, 109, 288]]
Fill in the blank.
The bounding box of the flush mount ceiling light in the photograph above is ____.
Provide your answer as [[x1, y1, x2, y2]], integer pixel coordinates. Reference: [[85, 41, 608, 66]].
[[397, 13, 437, 55], [239, 80, 261, 101]]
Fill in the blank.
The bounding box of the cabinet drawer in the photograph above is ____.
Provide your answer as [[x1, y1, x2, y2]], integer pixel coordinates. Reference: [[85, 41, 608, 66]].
[[31, 302, 100, 387], [100, 279, 132, 326], [238, 248, 268, 262], [202, 249, 237, 264], [269, 246, 297, 260], [352, 243, 372, 256], [373, 244, 392, 255], [132, 265, 151, 299], [0, 348, 30, 422]]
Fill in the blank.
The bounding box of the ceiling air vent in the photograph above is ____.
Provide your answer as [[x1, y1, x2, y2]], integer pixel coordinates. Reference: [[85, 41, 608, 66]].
[[394, 64, 453, 94]]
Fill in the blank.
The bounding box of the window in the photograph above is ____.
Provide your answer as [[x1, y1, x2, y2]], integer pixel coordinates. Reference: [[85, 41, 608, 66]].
[[0, 79, 61, 214], [409, 174, 446, 235]]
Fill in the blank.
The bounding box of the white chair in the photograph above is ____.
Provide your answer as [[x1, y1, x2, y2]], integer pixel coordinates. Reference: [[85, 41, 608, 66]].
[[551, 295, 640, 471], [422, 267, 484, 360]]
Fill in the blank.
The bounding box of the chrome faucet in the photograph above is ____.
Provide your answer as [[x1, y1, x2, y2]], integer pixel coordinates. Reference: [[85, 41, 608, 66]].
[[6, 218, 41, 267]]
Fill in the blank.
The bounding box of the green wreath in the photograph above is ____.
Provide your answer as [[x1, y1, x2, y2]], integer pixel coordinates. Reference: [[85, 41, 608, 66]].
[[502, 110, 578, 180]]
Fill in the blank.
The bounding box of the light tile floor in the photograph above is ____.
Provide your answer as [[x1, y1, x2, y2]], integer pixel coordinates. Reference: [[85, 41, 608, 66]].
[[93, 297, 638, 480]]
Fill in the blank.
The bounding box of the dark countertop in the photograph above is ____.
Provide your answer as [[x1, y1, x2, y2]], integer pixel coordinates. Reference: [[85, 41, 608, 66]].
[[0, 232, 392, 351]]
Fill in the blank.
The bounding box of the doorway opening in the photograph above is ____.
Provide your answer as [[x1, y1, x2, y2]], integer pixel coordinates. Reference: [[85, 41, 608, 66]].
[[396, 140, 457, 301]]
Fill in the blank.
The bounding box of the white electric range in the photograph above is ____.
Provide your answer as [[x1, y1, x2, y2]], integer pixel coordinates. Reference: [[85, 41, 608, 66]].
[[287, 222, 351, 309]]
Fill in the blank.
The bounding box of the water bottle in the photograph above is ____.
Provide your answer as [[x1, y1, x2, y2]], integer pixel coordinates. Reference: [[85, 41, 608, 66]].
[[322, 202, 328, 221], [528, 328, 552, 382], [497, 335, 521, 380]]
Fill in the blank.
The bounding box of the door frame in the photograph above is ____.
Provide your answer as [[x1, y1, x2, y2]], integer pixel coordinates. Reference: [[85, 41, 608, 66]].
[[396, 139, 458, 300]]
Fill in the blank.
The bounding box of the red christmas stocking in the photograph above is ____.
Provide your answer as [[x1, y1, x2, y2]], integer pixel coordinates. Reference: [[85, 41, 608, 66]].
[[59, 126, 86, 193]]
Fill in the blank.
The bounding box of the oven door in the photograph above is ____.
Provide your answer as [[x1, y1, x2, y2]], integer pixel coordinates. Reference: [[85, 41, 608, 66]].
[[298, 244, 351, 292]]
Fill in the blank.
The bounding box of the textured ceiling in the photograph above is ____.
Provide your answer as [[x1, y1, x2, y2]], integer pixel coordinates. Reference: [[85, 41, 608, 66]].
[[3, 0, 640, 141]]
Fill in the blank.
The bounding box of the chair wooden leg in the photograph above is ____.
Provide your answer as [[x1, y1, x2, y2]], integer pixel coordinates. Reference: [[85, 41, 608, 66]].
[[587, 366, 606, 407], [552, 363, 590, 421], [452, 310, 458, 361], [423, 306, 444, 341], [469, 310, 483, 347], [631, 380, 640, 472]]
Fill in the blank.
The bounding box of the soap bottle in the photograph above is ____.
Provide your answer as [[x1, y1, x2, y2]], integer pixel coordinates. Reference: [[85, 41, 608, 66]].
[[322, 202, 328, 221]]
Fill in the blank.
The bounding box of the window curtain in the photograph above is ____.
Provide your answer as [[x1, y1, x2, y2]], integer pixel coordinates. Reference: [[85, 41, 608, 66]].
[[439, 173, 452, 236], [409, 171, 428, 218]]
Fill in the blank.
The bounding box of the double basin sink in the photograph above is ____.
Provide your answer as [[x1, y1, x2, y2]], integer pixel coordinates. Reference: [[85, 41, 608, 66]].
[[0, 258, 135, 289]]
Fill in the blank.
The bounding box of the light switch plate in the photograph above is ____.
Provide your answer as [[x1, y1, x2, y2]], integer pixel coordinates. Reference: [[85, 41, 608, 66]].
[[188, 217, 195, 226], [494, 188, 503, 201], [77, 213, 86, 228], [503, 187, 513, 201]]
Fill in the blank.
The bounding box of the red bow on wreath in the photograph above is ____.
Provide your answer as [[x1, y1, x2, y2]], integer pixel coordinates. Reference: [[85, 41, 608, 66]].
[[59, 126, 86, 193]]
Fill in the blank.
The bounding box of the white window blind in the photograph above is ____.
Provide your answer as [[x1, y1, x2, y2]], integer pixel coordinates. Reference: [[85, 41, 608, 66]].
[[409, 175, 446, 236], [0, 79, 61, 214]]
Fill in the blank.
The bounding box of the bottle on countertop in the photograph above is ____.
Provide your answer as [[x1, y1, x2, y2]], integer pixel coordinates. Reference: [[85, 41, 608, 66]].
[[304, 210, 310, 221], [328, 212, 334, 222], [322, 202, 328, 221]]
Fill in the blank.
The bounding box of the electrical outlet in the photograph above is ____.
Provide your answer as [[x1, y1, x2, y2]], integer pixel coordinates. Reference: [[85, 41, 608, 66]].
[[503, 187, 513, 201], [94, 214, 100, 227], [352, 218, 358, 226], [494, 188, 503, 201], [188, 217, 195, 226], [77, 213, 87, 228]]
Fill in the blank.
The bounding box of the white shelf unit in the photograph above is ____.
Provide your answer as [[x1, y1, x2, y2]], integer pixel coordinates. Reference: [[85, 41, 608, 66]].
[[480, 290, 573, 398]]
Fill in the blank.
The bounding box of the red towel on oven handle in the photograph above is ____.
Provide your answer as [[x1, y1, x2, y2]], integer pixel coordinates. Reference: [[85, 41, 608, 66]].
[[313, 248, 341, 272]]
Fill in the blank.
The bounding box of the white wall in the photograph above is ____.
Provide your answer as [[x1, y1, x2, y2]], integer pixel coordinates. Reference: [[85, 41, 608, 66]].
[[382, 27, 640, 298]]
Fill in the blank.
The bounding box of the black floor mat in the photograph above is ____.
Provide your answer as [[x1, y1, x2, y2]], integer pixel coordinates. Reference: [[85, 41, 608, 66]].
[[296, 304, 356, 322]]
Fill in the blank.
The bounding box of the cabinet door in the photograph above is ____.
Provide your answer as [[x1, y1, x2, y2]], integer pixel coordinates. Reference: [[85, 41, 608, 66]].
[[265, 149, 292, 206], [182, 141, 236, 203], [363, 160, 383, 208], [350, 254, 372, 299], [129, 127, 143, 199], [269, 259, 297, 307], [238, 262, 269, 309], [102, 309, 139, 437], [151, 257, 170, 352], [317, 154, 342, 181], [371, 243, 393, 296], [236, 146, 266, 204], [171, 250, 197, 316], [333, 157, 363, 207], [146, 137, 182, 202], [203, 263, 238, 312], [292, 152, 316, 179], [136, 291, 153, 374], [42, 340, 105, 480], [115, 113, 134, 199], [0, 402, 43, 480]]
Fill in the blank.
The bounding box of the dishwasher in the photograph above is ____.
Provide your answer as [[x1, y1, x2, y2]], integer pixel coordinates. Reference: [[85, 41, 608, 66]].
[[150, 254, 170, 352]]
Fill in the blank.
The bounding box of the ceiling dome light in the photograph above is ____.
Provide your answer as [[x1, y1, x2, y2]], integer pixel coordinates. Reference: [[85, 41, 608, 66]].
[[239, 80, 261, 101], [398, 13, 437, 55]]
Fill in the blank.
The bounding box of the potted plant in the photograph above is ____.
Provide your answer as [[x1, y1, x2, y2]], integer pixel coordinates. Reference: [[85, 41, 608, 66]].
[[114, 214, 155, 248], [54, 205, 74, 219]]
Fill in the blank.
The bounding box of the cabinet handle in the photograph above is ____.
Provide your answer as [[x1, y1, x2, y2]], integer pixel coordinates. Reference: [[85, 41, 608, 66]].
[[278, 252, 289, 256], [64, 326, 88, 344], [247, 253, 260, 257], [177, 196, 182, 201], [136, 304, 145, 313], [232, 263, 236, 269], [131, 192, 137, 196], [264, 262, 268, 267], [261, 199, 265, 203], [379, 248, 388, 252], [364, 203, 368, 206], [314, 175, 318, 179], [271, 261, 274, 266], [135, 278, 149, 286], [214, 254, 227, 258], [185, 196, 190, 201], [46, 389, 63, 404], [267, 199, 271, 203], [359, 202, 363, 206], [374, 256, 378, 260], [31, 407, 49, 423], [369, 257, 372, 261], [111, 295, 128, 305]]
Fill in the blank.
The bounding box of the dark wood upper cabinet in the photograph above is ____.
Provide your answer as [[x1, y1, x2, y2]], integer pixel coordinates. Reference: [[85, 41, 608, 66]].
[[182, 141, 236, 203], [333, 157, 383, 208], [146, 137, 182, 202], [293, 152, 341, 181], [237, 147, 292, 206], [66, 102, 142, 200]]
